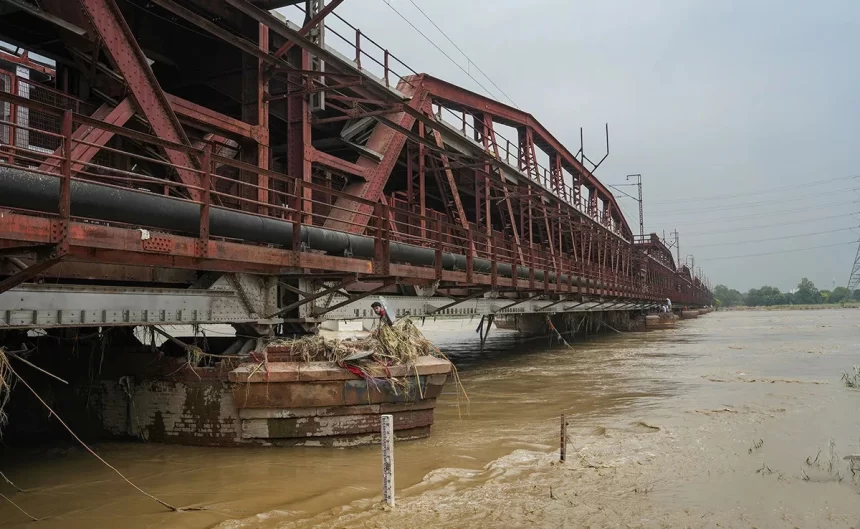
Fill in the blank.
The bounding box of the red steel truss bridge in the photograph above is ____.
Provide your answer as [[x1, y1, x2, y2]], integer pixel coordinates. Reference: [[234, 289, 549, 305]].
[[0, 0, 711, 334]]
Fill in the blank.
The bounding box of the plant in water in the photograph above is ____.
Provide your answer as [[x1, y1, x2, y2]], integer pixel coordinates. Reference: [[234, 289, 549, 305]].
[[804, 438, 843, 482], [842, 366, 860, 388]]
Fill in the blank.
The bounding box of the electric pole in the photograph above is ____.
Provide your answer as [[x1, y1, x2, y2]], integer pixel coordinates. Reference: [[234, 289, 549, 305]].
[[626, 174, 643, 240], [670, 229, 680, 268]]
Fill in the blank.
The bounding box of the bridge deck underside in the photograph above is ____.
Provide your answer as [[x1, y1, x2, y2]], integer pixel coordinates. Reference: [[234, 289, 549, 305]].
[[0, 0, 710, 332]]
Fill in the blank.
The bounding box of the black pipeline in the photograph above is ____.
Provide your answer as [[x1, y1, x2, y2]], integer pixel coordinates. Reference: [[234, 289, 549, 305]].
[[0, 167, 604, 288]]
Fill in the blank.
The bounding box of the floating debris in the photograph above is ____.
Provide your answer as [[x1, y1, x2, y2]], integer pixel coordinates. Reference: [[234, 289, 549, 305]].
[[264, 319, 467, 402]]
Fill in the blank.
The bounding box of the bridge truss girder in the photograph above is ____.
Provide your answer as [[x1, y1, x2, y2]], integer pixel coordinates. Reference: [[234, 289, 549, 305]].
[[0, 0, 712, 334]]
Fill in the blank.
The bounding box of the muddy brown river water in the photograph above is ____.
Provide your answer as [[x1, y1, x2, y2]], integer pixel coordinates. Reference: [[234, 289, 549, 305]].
[[3, 310, 860, 528]]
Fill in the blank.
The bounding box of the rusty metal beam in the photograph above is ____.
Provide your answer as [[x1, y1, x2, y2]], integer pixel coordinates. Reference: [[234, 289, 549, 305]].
[[150, 0, 284, 69], [324, 81, 430, 233], [271, 0, 347, 59], [416, 74, 631, 238], [0, 253, 63, 294], [268, 276, 359, 318], [313, 277, 396, 316], [308, 147, 368, 180], [60, 0, 203, 201], [427, 287, 492, 315], [536, 296, 572, 311], [39, 97, 135, 175], [166, 93, 258, 140], [223, 0, 404, 103], [493, 292, 545, 313], [429, 128, 469, 232]]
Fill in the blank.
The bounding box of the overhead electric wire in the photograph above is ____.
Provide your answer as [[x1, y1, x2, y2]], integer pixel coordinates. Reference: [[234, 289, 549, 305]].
[[682, 212, 857, 236], [650, 186, 858, 217], [652, 198, 859, 227], [686, 226, 857, 248], [380, 0, 504, 103], [698, 240, 859, 262], [650, 174, 858, 205], [405, 0, 519, 108], [607, 184, 639, 202]]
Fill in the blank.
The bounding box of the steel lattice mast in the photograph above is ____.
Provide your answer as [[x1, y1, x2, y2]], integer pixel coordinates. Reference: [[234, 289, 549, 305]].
[[848, 239, 860, 291]]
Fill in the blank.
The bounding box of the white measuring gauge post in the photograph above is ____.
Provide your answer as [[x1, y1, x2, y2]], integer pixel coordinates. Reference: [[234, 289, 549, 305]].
[[380, 413, 395, 507]]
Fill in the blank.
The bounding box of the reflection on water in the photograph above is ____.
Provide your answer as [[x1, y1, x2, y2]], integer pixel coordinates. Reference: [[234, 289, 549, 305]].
[[3, 311, 860, 528]]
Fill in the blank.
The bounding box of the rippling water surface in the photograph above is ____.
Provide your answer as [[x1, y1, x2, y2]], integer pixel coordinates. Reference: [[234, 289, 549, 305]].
[[3, 310, 860, 528]]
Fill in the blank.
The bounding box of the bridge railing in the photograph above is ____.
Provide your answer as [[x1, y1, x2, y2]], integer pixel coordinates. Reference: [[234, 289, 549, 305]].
[[0, 88, 695, 303], [290, 5, 419, 92]]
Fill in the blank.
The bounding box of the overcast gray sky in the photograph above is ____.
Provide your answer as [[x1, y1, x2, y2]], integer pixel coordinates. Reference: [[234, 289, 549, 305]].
[[282, 0, 860, 292]]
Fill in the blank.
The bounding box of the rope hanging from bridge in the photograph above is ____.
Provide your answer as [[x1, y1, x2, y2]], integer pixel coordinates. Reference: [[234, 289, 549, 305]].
[[0, 347, 205, 514]]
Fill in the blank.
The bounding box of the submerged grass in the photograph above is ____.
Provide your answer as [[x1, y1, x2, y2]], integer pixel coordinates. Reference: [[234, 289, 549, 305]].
[[842, 366, 860, 388]]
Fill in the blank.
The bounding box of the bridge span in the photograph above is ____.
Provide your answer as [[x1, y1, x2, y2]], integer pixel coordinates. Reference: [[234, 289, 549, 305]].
[[0, 0, 711, 336]]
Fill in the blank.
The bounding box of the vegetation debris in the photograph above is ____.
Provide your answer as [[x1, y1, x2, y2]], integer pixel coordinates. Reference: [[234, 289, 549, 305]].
[[265, 319, 468, 403], [841, 366, 860, 388]]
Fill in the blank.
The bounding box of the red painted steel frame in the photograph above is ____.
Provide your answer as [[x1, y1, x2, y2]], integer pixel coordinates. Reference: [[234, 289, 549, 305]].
[[0, 0, 711, 309]]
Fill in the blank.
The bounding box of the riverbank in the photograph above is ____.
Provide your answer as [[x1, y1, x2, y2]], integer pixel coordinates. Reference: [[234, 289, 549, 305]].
[[722, 302, 859, 311]]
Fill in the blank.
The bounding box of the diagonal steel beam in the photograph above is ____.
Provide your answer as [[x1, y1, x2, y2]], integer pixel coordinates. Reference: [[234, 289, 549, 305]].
[[313, 278, 396, 316], [38, 97, 135, 175], [271, 0, 347, 60], [427, 287, 492, 315], [492, 292, 544, 314], [562, 301, 588, 311], [266, 276, 358, 318], [429, 128, 470, 233], [48, 0, 203, 201], [0, 254, 63, 294], [324, 82, 430, 233], [222, 0, 403, 103], [536, 296, 571, 312]]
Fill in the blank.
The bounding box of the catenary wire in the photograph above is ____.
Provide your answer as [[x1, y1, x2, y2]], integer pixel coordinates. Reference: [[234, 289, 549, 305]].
[[649, 198, 858, 227], [650, 186, 858, 217], [380, 0, 503, 102], [405, 0, 519, 108], [686, 226, 857, 248], [681, 212, 856, 236], [699, 240, 858, 262], [649, 174, 858, 205]]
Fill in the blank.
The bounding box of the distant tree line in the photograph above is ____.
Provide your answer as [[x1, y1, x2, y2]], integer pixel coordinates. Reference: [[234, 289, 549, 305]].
[[713, 278, 860, 307]]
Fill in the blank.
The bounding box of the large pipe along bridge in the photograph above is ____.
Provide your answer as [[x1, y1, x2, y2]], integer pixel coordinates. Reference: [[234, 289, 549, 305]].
[[0, 0, 711, 337]]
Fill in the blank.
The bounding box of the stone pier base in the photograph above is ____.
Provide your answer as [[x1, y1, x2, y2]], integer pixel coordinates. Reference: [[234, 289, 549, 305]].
[[92, 353, 451, 447]]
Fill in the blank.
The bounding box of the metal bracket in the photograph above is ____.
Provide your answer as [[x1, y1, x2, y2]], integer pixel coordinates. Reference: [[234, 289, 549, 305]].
[[312, 278, 396, 317], [0, 250, 64, 295], [427, 287, 492, 315]]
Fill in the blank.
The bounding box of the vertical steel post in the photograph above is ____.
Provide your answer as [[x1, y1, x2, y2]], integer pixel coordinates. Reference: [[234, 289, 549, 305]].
[[434, 218, 443, 281], [292, 179, 303, 253], [56, 109, 72, 256], [465, 228, 473, 283], [418, 123, 426, 242], [490, 235, 498, 289], [383, 49, 390, 86], [199, 143, 211, 257], [354, 29, 361, 69], [257, 24, 270, 215], [8, 72, 17, 164]]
